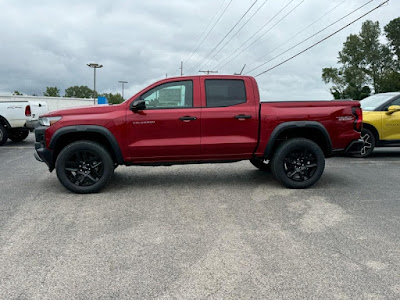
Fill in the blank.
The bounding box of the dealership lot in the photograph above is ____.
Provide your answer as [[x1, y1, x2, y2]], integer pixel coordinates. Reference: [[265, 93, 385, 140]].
[[0, 134, 399, 299]]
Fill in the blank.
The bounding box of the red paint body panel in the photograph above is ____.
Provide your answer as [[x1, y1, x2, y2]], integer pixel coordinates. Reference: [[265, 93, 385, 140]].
[[42, 75, 361, 164], [255, 101, 361, 156], [199, 77, 259, 160]]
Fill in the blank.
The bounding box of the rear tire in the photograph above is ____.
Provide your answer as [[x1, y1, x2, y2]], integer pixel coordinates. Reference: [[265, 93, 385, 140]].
[[8, 129, 29, 142], [55, 141, 114, 194], [271, 138, 325, 189], [353, 128, 375, 158], [249, 158, 270, 172], [0, 124, 8, 146]]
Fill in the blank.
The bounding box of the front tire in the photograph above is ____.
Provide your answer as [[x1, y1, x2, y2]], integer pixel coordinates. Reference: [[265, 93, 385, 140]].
[[55, 141, 114, 194], [0, 124, 8, 146], [270, 138, 325, 189], [353, 128, 375, 158]]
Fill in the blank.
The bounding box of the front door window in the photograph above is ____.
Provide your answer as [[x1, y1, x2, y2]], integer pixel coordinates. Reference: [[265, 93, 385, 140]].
[[141, 81, 193, 109]]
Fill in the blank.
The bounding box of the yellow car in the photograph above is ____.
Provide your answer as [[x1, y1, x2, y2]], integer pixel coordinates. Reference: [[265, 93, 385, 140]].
[[358, 92, 400, 157]]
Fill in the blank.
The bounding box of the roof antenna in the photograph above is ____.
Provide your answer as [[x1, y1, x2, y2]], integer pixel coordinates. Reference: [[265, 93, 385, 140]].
[[234, 64, 246, 75]]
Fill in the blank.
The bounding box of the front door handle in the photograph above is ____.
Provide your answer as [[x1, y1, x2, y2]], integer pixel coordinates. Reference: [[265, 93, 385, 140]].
[[234, 114, 252, 120], [179, 116, 197, 122]]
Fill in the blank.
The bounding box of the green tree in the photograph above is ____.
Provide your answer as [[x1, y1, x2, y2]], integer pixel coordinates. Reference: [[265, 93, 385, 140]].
[[100, 93, 124, 104], [322, 66, 370, 100], [379, 71, 400, 92], [322, 19, 400, 99], [64, 86, 93, 98], [384, 17, 400, 64], [12, 91, 23, 95], [43, 87, 60, 97]]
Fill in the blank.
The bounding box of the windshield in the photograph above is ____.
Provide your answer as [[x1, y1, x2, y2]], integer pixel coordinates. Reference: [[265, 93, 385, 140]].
[[360, 94, 396, 111]]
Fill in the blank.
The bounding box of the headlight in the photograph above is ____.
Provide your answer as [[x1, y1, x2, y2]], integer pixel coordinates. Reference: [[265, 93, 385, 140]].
[[38, 116, 62, 126]]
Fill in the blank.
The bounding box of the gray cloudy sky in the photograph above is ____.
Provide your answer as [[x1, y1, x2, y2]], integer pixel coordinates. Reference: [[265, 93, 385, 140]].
[[0, 0, 398, 101]]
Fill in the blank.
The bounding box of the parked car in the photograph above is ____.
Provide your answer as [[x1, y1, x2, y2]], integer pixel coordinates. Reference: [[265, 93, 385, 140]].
[[0, 100, 47, 145], [34, 75, 363, 193], [356, 92, 400, 157]]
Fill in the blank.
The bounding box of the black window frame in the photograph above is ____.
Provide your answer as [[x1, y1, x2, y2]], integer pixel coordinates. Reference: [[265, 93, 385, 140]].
[[205, 79, 247, 108], [382, 95, 400, 111], [139, 80, 194, 110]]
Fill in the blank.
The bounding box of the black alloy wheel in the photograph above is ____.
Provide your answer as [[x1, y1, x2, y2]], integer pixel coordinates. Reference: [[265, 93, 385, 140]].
[[65, 150, 104, 186], [271, 138, 325, 189], [56, 141, 114, 193]]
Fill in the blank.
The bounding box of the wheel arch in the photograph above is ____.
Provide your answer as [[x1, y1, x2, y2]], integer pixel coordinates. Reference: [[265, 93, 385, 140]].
[[264, 121, 333, 159], [50, 125, 124, 166], [0, 116, 11, 128], [362, 123, 380, 144]]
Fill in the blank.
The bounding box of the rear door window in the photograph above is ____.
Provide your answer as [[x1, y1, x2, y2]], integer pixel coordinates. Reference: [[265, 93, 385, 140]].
[[205, 80, 246, 107]]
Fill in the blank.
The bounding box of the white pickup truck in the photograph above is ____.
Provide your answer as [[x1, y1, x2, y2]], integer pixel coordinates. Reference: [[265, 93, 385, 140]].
[[0, 100, 48, 145]]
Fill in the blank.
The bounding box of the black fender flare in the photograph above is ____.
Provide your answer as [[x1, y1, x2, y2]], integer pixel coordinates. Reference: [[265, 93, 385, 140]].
[[264, 121, 333, 158], [49, 125, 124, 164]]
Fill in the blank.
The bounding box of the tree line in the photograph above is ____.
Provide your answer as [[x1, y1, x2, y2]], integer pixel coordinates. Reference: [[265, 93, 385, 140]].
[[322, 17, 400, 100], [13, 86, 124, 104], [44, 86, 124, 104]]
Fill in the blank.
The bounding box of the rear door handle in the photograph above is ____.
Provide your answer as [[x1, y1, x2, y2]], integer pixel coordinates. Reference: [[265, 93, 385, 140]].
[[234, 114, 252, 120], [179, 116, 197, 122]]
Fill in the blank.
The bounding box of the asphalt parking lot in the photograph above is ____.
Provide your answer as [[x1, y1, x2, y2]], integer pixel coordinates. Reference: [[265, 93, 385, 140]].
[[0, 133, 399, 299]]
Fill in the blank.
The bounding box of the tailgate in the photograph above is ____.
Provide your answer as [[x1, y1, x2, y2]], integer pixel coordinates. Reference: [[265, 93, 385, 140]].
[[28, 101, 48, 120]]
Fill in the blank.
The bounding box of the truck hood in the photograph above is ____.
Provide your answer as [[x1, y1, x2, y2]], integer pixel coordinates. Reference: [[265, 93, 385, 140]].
[[43, 104, 121, 117]]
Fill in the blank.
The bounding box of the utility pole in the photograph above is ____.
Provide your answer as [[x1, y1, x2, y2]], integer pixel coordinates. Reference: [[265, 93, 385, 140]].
[[199, 70, 218, 75], [87, 63, 103, 104], [118, 81, 128, 100], [180, 61, 184, 76]]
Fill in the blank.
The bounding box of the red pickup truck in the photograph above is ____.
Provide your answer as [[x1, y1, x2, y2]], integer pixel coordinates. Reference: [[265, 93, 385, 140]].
[[34, 75, 363, 193]]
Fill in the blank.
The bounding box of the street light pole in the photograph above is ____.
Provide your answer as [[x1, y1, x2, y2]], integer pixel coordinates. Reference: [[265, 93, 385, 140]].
[[118, 80, 128, 100], [87, 63, 103, 104]]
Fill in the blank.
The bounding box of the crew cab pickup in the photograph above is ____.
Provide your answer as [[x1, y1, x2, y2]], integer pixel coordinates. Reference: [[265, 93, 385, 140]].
[[0, 100, 47, 146], [34, 75, 363, 193]]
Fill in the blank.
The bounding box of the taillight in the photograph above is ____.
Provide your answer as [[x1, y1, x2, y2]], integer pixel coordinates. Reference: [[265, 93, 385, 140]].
[[25, 105, 31, 117], [352, 106, 362, 132]]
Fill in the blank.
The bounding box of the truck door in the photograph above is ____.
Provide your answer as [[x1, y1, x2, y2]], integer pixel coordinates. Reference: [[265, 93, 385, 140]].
[[126, 79, 201, 162], [200, 78, 259, 158]]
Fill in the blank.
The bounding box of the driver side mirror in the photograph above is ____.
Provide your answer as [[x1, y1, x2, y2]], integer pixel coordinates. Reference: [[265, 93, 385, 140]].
[[386, 105, 400, 115], [130, 99, 146, 112]]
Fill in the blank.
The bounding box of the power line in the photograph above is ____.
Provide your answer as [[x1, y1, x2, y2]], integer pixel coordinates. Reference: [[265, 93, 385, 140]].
[[213, 0, 302, 71], [170, 1, 229, 76], [184, 0, 233, 72], [254, 0, 390, 77], [200, 0, 271, 71], [187, 0, 259, 75], [247, 0, 373, 74], [246, 0, 347, 72], [182, 0, 228, 66]]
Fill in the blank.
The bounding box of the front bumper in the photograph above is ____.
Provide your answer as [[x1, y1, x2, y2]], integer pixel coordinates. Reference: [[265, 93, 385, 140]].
[[344, 138, 364, 154], [34, 126, 54, 171]]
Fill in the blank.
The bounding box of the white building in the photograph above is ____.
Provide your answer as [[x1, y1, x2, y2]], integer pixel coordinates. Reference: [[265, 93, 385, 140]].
[[0, 95, 99, 112]]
